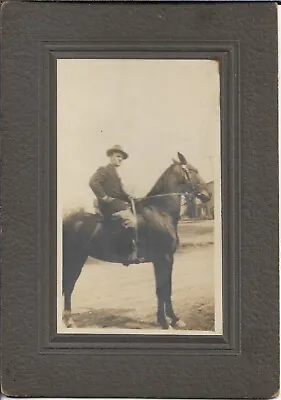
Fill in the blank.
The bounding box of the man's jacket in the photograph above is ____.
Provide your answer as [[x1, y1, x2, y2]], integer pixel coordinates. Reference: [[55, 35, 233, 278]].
[[89, 163, 131, 216]]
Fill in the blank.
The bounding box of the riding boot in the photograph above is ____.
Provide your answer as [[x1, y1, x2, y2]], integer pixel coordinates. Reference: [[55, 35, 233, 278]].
[[123, 237, 145, 266], [127, 239, 139, 262]]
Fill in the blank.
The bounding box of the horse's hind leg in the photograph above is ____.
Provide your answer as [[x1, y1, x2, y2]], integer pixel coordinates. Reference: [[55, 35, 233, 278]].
[[63, 255, 87, 328]]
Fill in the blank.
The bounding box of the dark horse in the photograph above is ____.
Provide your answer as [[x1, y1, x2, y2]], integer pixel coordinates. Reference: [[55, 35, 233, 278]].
[[62, 152, 211, 330]]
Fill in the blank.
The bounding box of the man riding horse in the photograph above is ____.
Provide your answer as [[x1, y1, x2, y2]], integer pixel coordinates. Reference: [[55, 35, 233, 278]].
[[63, 150, 212, 329], [89, 145, 140, 265]]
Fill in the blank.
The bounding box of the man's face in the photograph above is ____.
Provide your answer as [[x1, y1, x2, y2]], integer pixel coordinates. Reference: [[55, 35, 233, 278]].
[[110, 152, 124, 167]]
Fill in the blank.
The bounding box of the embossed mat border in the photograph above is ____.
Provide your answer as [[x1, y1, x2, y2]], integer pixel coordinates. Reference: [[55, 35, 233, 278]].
[[1, 2, 279, 398], [38, 41, 239, 355]]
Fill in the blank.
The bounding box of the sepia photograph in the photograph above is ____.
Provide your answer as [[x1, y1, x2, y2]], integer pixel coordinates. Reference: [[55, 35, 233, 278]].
[[57, 58, 222, 334], [2, 2, 279, 397]]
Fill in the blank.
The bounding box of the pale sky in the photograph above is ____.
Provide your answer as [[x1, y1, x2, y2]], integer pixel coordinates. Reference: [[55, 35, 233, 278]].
[[57, 59, 220, 212]]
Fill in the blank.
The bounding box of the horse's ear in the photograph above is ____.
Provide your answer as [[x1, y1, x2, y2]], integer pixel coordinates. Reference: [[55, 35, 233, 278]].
[[172, 158, 178, 164], [177, 152, 187, 165]]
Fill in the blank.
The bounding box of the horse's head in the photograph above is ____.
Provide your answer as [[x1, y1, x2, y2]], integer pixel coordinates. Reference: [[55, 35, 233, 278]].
[[172, 152, 212, 203]]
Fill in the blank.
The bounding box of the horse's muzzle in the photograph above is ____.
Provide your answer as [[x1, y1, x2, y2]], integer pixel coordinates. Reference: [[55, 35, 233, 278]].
[[198, 190, 212, 203]]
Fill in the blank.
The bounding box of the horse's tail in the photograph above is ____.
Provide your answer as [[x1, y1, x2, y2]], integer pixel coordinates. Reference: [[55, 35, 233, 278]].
[[61, 215, 77, 296], [62, 212, 78, 296], [61, 210, 100, 297], [62, 222, 68, 296]]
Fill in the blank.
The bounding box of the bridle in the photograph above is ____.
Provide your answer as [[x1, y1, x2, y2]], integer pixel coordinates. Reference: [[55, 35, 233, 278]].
[[132, 163, 199, 206], [134, 164, 199, 203]]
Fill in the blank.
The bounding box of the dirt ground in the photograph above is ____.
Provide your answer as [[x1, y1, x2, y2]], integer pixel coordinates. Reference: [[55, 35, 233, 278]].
[[66, 220, 216, 332]]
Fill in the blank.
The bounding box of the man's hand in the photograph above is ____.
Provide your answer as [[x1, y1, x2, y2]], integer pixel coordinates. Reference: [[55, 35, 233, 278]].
[[101, 196, 114, 203]]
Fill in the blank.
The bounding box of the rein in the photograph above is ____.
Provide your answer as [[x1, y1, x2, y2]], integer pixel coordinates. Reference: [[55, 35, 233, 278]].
[[134, 192, 193, 209], [135, 192, 193, 201]]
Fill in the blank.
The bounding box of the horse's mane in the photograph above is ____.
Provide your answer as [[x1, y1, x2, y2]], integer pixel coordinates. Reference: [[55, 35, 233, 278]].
[[145, 164, 175, 197], [135, 163, 183, 226]]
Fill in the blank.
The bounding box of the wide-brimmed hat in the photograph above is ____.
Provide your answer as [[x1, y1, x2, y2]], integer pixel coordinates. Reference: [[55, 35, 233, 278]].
[[106, 145, 128, 159]]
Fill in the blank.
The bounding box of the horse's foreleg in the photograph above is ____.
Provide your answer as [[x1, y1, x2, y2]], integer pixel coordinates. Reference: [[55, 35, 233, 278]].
[[164, 259, 179, 325], [153, 260, 170, 330], [164, 258, 187, 330]]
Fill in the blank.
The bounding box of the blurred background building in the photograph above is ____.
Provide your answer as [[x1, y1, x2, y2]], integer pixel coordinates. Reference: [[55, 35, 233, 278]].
[[180, 180, 214, 221]]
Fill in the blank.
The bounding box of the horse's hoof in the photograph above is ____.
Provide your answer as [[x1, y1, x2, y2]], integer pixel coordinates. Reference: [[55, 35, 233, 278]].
[[65, 317, 75, 328], [63, 313, 75, 328], [158, 321, 170, 330], [162, 325, 172, 330], [171, 319, 187, 329]]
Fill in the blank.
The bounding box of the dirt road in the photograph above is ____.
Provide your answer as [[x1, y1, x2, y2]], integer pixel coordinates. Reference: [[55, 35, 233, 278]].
[[68, 220, 216, 332]]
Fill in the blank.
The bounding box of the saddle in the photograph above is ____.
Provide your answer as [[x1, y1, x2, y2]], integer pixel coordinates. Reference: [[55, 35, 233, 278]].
[[92, 199, 144, 265], [94, 198, 138, 231]]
